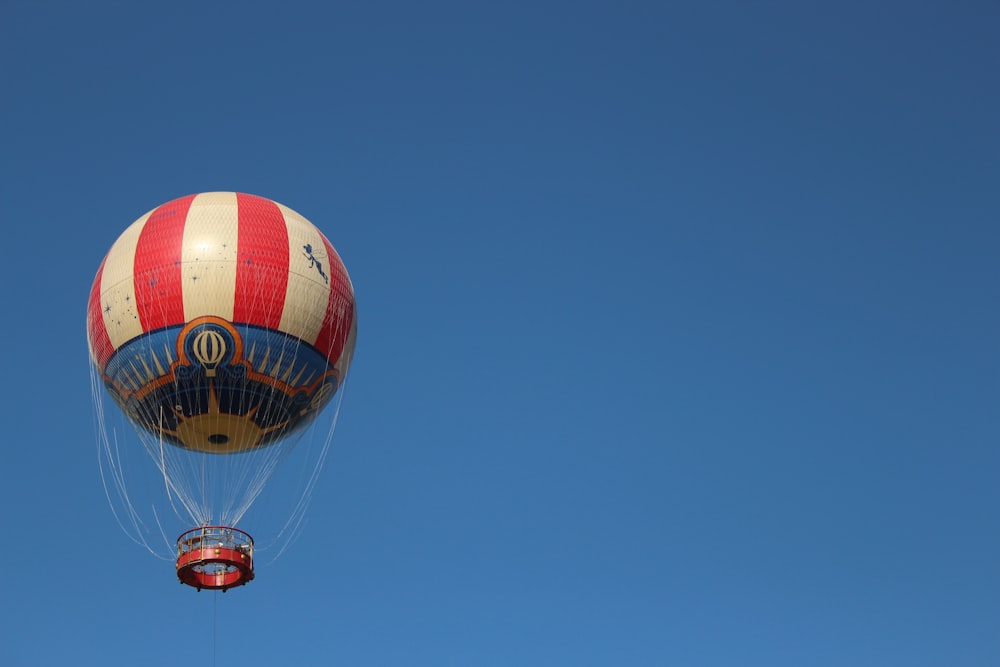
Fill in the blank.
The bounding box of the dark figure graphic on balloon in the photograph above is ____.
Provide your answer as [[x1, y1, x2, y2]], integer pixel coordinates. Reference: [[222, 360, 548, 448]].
[[303, 244, 330, 284]]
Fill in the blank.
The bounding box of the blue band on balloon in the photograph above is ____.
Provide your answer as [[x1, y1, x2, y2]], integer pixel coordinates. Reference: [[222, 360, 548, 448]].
[[100, 320, 338, 451]]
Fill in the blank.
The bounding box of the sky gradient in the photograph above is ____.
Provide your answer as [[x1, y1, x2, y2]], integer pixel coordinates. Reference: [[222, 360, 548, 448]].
[[1, 1, 998, 665]]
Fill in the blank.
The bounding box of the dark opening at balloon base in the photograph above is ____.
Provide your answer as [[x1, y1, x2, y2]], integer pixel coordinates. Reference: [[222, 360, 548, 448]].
[[176, 526, 254, 592]]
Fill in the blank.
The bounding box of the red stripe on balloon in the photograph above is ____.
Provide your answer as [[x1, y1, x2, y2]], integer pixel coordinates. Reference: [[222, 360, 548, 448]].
[[134, 194, 195, 332], [312, 233, 354, 366], [234, 193, 290, 328], [87, 256, 115, 370]]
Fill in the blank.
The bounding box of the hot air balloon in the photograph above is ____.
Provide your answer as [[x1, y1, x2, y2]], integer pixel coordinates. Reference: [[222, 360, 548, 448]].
[[87, 192, 356, 591]]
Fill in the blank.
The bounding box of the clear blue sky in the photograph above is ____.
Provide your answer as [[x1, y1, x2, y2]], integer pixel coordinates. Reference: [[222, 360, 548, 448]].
[[1, 1, 998, 665]]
